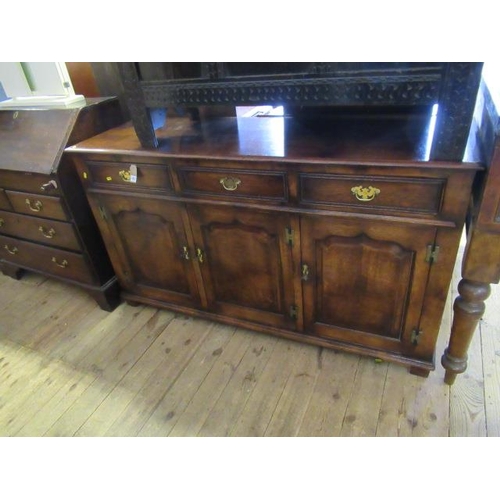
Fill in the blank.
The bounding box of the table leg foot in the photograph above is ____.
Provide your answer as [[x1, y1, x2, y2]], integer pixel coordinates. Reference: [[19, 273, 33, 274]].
[[442, 279, 490, 385]]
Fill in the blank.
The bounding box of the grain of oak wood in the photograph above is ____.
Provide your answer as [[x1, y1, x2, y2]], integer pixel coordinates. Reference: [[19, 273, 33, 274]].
[[0, 240, 499, 436]]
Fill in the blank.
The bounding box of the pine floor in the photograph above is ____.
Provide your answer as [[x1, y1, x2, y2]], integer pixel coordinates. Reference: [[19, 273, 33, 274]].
[[0, 242, 499, 437]]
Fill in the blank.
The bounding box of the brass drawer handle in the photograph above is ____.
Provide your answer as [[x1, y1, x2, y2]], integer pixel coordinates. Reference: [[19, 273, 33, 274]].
[[351, 185, 381, 202], [220, 177, 241, 191], [52, 257, 68, 268], [25, 198, 43, 212], [4, 244, 18, 255], [119, 170, 131, 182], [0, 218, 4, 227], [119, 165, 137, 183], [39, 226, 56, 239]]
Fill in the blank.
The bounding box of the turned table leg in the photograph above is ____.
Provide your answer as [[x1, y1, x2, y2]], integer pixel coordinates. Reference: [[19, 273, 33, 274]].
[[441, 279, 491, 385]]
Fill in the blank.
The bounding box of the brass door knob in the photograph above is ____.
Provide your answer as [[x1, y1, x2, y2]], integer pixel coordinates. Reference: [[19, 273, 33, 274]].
[[196, 248, 204, 263], [301, 264, 309, 281], [181, 246, 190, 260]]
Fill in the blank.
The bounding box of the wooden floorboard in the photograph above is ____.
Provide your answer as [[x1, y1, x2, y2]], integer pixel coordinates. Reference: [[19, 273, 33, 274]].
[[481, 282, 500, 437], [1, 241, 499, 437]]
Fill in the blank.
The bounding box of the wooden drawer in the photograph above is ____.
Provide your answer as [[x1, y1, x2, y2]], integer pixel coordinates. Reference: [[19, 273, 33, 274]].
[[0, 189, 11, 210], [298, 173, 445, 215], [177, 167, 287, 202], [0, 234, 94, 284], [5, 191, 68, 221], [0, 171, 61, 195], [85, 161, 172, 191], [0, 210, 80, 251]]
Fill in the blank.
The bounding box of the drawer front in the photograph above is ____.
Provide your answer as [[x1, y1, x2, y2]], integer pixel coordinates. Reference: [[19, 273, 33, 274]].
[[85, 161, 172, 191], [299, 173, 445, 215], [0, 210, 81, 251], [177, 167, 287, 202], [0, 235, 94, 284], [5, 190, 68, 221], [0, 171, 61, 195], [0, 189, 11, 210]]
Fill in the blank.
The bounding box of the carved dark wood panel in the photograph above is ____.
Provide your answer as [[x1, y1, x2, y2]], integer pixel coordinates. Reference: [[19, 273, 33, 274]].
[[117, 62, 483, 157], [430, 63, 484, 161], [117, 62, 162, 149], [141, 75, 441, 108]]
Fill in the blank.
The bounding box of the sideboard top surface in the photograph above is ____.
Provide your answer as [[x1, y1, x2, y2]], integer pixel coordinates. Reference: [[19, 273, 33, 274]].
[[67, 107, 480, 170]]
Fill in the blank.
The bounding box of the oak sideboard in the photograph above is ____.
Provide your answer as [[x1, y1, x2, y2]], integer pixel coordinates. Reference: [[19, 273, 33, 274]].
[[66, 105, 481, 376]]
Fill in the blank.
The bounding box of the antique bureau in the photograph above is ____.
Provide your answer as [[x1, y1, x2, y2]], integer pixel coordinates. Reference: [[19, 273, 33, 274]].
[[0, 97, 123, 310], [66, 98, 482, 377]]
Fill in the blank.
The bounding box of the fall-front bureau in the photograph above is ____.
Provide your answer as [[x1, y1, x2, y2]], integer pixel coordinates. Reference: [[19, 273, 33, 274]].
[[66, 109, 481, 375], [0, 98, 124, 310]]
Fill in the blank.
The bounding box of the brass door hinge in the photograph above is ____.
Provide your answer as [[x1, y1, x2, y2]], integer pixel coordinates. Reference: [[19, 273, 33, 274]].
[[289, 305, 299, 320], [98, 206, 107, 221], [425, 244, 440, 264], [411, 328, 423, 345], [285, 227, 294, 247]]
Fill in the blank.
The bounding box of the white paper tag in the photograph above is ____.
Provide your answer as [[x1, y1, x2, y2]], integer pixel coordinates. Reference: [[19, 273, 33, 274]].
[[129, 164, 137, 183]]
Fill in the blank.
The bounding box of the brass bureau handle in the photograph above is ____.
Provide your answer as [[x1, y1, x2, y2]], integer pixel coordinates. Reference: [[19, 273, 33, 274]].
[[52, 257, 68, 268], [0, 218, 4, 227], [196, 248, 204, 264], [4, 244, 18, 255], [40, 180, 58, 192], [351, 185, 381, 202], [39, 226, 56, 239], [25, 198, 43, 212], [220, 177, 241, 191]]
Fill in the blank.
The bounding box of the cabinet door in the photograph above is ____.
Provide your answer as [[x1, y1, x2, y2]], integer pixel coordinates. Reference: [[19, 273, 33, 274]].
[[89, 193, 201, 308], [301, 216, 436, 353], [188, 204, 297, 329]]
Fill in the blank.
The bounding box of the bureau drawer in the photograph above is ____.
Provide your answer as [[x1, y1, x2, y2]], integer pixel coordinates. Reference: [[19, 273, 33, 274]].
[[299, 173, 445, 215], [5, 191, 68, 221], [0, 171, 61, 195], [0, 235, 94, 284], [0, 189, 11, 210], [177, 168, 287, 202], [0, 210, 80, 251], [85, 161, 172, 191]]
